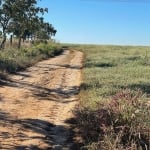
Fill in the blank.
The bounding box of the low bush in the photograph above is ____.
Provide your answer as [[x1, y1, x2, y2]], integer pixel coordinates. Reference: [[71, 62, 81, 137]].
[[75, 90, 149, 150]]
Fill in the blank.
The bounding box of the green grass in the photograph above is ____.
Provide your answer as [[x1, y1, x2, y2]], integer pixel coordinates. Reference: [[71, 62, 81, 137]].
[[66, 44, 150, 150], [71, 45, 150, 107], [0, 43, 63, 73]]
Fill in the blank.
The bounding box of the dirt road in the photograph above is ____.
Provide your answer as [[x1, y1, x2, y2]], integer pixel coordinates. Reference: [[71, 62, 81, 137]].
[[0, 50, 83, 150]]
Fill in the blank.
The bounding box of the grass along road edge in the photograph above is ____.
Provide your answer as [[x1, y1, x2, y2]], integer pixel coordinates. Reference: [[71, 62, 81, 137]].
[[0, 43, 64, 74]]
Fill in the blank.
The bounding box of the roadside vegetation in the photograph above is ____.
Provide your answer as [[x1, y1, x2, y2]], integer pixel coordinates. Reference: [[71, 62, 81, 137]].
[[0, 42, 63, 73], [69, 45, 150, 150]]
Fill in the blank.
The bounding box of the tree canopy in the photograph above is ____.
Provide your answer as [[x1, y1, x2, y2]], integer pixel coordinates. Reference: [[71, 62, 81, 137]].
[[0, 0, 56, 49]]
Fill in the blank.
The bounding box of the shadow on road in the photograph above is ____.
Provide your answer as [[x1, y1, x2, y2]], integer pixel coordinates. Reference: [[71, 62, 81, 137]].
[[1, 78, 80, 103], [0, 111, 82, 150]]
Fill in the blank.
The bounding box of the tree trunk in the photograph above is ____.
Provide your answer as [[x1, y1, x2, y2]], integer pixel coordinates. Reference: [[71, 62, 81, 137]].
[[18, 37, 22, 49], [10, 35, 13, 47], [0, 35, 6, 50]]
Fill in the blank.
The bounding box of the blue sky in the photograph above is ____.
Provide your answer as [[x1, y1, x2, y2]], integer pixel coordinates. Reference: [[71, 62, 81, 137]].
[[38, 0, 150, 45]]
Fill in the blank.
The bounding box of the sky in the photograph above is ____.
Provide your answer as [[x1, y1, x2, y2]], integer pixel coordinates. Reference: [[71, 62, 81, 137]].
[[38, 0, 150, 46]]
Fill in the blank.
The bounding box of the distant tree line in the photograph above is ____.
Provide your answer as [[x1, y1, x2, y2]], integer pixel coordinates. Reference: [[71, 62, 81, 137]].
[[0, 0, 57, 49]]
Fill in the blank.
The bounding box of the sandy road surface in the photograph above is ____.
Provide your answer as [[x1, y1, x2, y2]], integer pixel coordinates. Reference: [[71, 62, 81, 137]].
[[0, 50, 83, 150]]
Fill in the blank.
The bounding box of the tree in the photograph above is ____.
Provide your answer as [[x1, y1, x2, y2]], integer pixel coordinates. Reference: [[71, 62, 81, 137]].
[[35, 21, 57, 40], [0, 0, 14, 49], [8, 0, 48, 48], [0, 0, 57, 49]]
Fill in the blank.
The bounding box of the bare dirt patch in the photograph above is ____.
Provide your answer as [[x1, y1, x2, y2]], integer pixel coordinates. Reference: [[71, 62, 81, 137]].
[[0, 50, 83, 150]]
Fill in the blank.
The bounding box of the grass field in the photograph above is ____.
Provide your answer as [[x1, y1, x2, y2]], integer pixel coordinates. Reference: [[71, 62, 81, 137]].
[[74, 45, 150, 106], [68, 45, 150, 150]]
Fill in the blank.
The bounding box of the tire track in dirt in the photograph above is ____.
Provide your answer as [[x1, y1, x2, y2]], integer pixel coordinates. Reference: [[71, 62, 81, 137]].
[[0, 50, 83, 150]]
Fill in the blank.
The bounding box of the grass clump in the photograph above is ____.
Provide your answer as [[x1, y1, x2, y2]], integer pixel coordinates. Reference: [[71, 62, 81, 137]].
[[0, 43, 63, 73]]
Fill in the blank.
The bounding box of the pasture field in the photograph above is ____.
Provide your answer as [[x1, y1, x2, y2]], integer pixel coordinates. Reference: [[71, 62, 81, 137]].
[[77, 45, 150, 106], [69, 44, 150, 150]]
